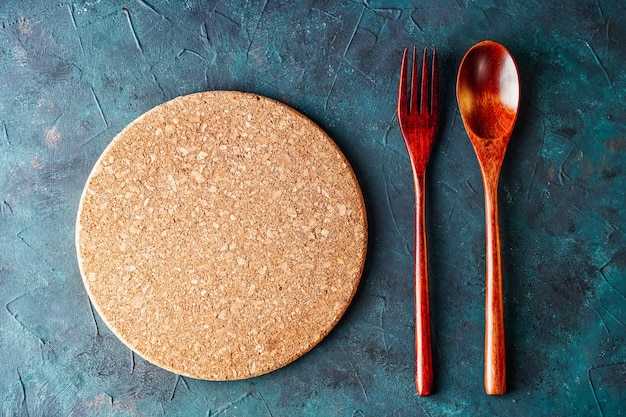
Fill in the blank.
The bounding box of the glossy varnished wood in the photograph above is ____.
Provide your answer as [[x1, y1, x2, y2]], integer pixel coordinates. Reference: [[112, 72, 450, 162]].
[[456, 40, 520, 395], [397, 46, 439, 396]]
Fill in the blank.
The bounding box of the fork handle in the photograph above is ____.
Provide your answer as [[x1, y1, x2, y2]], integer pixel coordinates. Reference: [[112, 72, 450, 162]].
[[414, 174, 433, 396]]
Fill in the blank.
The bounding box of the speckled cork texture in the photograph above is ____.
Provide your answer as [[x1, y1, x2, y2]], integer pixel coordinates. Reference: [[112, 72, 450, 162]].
[[75, 91, 367, 380]]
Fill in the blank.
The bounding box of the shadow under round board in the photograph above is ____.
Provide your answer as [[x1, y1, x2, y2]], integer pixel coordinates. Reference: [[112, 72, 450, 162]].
[[75, 91, 368, 380]]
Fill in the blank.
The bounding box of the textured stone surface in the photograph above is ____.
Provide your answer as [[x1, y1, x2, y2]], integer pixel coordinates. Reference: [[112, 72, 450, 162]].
[[1, 0, 625, 415]]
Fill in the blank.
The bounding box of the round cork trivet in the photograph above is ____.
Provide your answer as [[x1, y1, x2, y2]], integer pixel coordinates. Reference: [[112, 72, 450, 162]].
[[76, 91, 367, 380]]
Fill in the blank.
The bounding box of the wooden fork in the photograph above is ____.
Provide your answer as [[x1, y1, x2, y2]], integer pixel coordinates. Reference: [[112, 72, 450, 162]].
[[397, 46, 439, 396]]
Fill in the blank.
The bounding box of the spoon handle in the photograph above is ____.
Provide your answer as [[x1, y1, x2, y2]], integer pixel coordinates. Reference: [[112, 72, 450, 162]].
[[414, 175, 433, 396], [484, 181, 506, 395]]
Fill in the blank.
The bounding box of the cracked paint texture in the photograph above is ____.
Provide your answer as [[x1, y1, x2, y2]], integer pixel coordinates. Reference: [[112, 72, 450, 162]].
[[1, 0, 625, 416]]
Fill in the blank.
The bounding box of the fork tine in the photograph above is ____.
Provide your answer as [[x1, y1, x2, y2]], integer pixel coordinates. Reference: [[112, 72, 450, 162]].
[[420, 46, 429, 115], [431, 47, 439, 116], [410, 46, 418, 114], [398, 47, 409, 116]]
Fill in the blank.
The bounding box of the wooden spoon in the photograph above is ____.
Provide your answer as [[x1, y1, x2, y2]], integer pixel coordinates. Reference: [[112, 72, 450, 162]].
[[456, 40, 520, 395]]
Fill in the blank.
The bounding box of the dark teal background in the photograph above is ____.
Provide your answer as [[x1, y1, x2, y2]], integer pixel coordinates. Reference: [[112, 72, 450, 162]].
[[1, 1, 625, 415]]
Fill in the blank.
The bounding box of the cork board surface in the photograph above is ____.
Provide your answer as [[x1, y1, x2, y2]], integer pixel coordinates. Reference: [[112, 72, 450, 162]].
[[75, 91, 367, 380]]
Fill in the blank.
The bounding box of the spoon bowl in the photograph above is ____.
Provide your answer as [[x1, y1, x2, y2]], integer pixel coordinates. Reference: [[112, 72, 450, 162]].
[[456, 40, 520, 395], [457, 41, 520, 162]]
